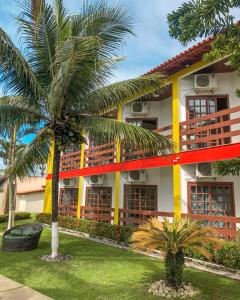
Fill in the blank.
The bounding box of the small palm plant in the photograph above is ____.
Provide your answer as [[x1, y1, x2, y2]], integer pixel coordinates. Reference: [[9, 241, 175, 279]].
[[131, 218, 223, 289]]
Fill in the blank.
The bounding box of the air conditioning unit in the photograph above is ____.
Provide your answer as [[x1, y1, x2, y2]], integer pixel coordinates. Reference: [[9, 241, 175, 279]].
[[130, 102, 148, 115], [196, 163, 216, 178], [127, 170, 147, 183], [89, 175, 105, 185], [61, 178, 78, 187], [194, 74, 217, 90]]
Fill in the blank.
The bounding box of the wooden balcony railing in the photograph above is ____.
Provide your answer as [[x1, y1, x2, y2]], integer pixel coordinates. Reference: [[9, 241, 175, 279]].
[[60, 151, 81, 172], [59, 105, 240, 170], [84, 142, 116, 167], [59, 203, 78, 217], [80, 206, 114, 222], [180, 105, 240, 151], [58, 205, 240, 239], [119, 208, 240, 239]]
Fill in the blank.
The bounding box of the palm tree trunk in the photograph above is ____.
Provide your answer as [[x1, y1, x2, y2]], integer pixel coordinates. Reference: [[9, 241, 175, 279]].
[[7, 177, 16, 230], [165, 250, 185, 289], [7, 128, 17, 230], [51, 137, 61, 259]]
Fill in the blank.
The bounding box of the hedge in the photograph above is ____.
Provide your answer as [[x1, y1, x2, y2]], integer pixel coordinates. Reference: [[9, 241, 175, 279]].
[[36, 213, 134, 243], [0, 212, 31, 223]]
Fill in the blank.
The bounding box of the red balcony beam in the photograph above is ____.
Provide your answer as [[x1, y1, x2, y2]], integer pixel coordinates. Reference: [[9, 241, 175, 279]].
[[46, 142, 240, 180]]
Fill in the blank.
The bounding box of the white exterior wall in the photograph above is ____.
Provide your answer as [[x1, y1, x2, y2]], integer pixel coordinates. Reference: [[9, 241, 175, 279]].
[[16, 192, 44, 213], [181, 164, 240, 217]]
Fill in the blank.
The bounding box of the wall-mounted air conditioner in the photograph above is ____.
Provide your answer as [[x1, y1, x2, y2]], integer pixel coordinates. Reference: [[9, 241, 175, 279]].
[[127, 170, 147, 183], [196, 163, 216, 178], [61, 178, 78, 188], [89, 175, 105, 185], [130, 102, 149, 115], [194, 74, 217, 90]]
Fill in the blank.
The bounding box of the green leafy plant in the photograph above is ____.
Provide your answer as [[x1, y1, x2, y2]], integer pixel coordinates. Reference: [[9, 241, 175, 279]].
[[131, 218, 223, 289], [36, 213, 134, 243], [0, 212, 31, 223], [0, 0, 172, 258]]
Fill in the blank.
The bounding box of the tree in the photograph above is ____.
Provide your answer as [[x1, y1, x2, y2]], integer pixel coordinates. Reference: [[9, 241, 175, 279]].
[[0, 0, 172, 259], [131, 218, 222, 289], [168, 0, 240, 184], [0, 97, 37, 230]]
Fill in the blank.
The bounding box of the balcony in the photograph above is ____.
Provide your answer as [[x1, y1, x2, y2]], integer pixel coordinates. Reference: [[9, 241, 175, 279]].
[[60, 105, 240, 171]]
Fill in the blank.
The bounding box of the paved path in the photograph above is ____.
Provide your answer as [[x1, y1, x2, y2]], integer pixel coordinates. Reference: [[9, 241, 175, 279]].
[[0, 275, 53, 300]]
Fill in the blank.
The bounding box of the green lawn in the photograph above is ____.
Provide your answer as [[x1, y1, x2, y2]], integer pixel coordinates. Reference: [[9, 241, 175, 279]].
[[0, 221, 240, 300]]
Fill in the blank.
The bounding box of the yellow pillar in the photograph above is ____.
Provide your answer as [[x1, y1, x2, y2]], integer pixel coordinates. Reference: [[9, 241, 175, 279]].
[[172, 78, 181, 218], [43, 143, 54, 213], [114, 107, 123, 225], [77, 143, 85, 218]]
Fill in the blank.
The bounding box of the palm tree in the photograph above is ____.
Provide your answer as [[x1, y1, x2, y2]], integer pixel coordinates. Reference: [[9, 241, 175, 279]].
[[131, 218, 222, 289], [215, 158, 240, 176], [0, 97, 37, 229], [0, 0, 172, 258]]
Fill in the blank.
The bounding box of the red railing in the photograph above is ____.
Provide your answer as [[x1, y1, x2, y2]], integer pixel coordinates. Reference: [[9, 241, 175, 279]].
[[59, 204, 78, 217], [180, 105, 240, 151], [118, 209, 240, 239], [84, 142, 116, 167], [60, 151, 81, 172], [80, 206, 114, 222], [59, 105, 240, 169]]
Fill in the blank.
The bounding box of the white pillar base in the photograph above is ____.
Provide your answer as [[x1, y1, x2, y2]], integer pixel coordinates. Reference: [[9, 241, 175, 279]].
[[51, 222, 59, 259]]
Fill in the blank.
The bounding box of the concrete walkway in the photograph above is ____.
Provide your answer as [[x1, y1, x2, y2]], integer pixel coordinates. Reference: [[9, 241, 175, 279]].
[[0, 275, 53, 300]]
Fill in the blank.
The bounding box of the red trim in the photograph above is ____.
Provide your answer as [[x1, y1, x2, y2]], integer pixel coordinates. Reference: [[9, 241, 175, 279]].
[[46, 143, 240, 180]]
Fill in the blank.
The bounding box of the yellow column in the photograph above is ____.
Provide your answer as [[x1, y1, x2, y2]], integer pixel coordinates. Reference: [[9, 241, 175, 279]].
[[77, 143, 85, 218], [114, 107, 123, 225], [172, 78, 181, 218], [43, 143, 54, 213]]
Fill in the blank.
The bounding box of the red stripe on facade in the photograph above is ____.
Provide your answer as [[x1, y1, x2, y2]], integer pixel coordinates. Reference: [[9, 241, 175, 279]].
[[46, 143, 240, 180]]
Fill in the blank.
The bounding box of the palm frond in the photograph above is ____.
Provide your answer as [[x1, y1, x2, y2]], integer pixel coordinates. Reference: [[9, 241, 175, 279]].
[[18, 0, 58, 86], [131, 218, 223, 258], [78, 116, 172, 154], [10, 127, 50, 178], [0, 27, 43, 99], [214, 158, 240, 176], [81, 73, 168, 115], [0, 98, 48, 128], [54, 0, 70, 44], [72, 0, 134, 54]]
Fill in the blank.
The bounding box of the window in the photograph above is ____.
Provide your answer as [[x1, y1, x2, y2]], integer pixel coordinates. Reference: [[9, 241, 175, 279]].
[[85, 187, 112, 222], [188, 182, 235, 228], [124, 185, 157, 224], [186, 96, 230, 149], [59, 188, 78, 216]]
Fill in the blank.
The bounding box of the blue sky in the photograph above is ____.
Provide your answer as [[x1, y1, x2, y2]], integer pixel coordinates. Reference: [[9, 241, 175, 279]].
[[0, 0, 200, 82]]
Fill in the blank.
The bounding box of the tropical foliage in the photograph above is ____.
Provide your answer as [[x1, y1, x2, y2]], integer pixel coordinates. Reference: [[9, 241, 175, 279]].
[[214, 158, 240, 176], [131, 218, 222, 289], [0, 0, 172, 258], [0, 96, 37, 229]]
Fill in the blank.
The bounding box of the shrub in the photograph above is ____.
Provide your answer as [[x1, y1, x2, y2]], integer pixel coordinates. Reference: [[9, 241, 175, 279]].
[[36, 213, 134, 243], [215, 241, 240, 270], [0, 212, 31, 223]]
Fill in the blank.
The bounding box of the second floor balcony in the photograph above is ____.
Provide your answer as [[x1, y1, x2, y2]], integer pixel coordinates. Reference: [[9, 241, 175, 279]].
[[60, 104, 240, 172]]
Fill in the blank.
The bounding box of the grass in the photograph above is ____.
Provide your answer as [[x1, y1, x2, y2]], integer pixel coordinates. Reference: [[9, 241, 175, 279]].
[[0, 221, 240, 299]]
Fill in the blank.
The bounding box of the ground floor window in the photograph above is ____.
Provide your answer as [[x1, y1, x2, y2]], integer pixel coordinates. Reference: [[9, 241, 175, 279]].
[[85, 187, 112, 222], [188, 182, 235, 228], [59, 188, 78, 217], [123, 185, 157, 224]]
